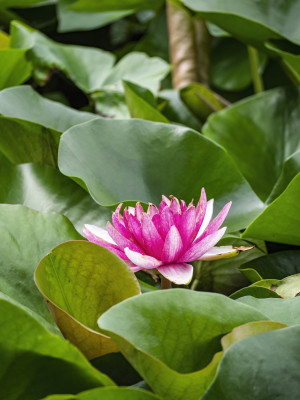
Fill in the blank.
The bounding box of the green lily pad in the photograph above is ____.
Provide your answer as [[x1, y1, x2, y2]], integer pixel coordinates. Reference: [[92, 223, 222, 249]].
[[99, 289, 268, 400], [0, 205, 81, 329], [179, 0, 300, 46], [243, 173, 300, 245], [203, 86, 300, 202], [57, 0, 131, 33], [0, 161, 112, 232], [0, 294, 113, 400], [237, 296, 300, 326], [35, 241, 141, 359], [0, 85, 97, 166], [202, 326, 300, 400], [58, 118, 264, 232]]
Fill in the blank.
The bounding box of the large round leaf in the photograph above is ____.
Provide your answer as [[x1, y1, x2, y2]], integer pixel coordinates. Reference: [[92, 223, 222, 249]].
[[202, 326, 300, 400], [99, 289, 268, 400], [0, 86, 97, 166], [0, 294, 113, 400], [203, 86, 300, 202], [179, 0, 300, 46], [35, 241, 141, 359], [58, 118, 264, 232], [243, 173, 300, 245], [0, 161, 112, 232], [0, 205, 81, 328]]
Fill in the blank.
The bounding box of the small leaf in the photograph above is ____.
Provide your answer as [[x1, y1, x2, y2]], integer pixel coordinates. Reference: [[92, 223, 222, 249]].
[[180, 83, 228, 122], [35, 241, 141, 359], [221, 320, 287, 351], [123, 80, 169, 123]]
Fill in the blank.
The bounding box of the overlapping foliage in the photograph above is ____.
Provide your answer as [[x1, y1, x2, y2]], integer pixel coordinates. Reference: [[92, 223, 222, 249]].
[[0, 0, 300, 399]]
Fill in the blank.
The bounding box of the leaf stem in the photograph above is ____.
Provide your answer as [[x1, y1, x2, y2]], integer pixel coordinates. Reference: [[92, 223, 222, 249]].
[[191, 261, 202, 290], [248, 45, 264, 93], [161, 276, 172, 289]]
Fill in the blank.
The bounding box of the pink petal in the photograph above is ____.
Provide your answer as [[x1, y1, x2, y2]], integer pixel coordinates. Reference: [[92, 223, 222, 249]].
[[195, 198, 214, 239], [180, 200, 187, 213], [142, 214, 164, 259], [124, 247, 163, 269], [178, 206, 196, 247], [170, 196, 181, 214], [157, 263, 193, 285], [201, 202, 232, 238], [83, 225, 127, 260], [112, 212, 132, 239], [147, 203, 159, 217], [161, 225, 183, 263], [128, 214, 144, 246], [107, 222, 144, 253], [135, 202, 144, 222], [199, 246, 239, 261], [195, 188, 207, 222], [156, 207, 175, 239], [162, 195, 171, 206], [179, 227, 227, 262]]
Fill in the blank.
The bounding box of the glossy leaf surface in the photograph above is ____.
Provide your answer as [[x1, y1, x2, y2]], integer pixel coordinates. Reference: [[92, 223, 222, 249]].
[[59, 118, 264, 232], [0, 294, 113, 400], [203, 86, 300, 202], [237, 296, 300, 326], [0, 161, 112, 232], [0, 205, 81, 328], [180, 0, 300, 45], [203, 326, 300, 400], [99, 289, 268, 400], [243, 173, 300, 245], [0, 86, 97, 166], [35, 241, 141, 359]]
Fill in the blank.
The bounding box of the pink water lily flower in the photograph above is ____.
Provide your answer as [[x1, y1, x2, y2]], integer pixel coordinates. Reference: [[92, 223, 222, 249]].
[[83, 189, 232, 285]]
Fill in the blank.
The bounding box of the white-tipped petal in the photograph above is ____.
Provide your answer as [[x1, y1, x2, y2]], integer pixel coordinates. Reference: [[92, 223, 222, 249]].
[[199, 246, 239, 261], [196, 199, 214, 239], [128, 207, 135, 215], [124, 247, 163, 269], [84, 224, 116, 244], [157, 263, 193, 285]]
